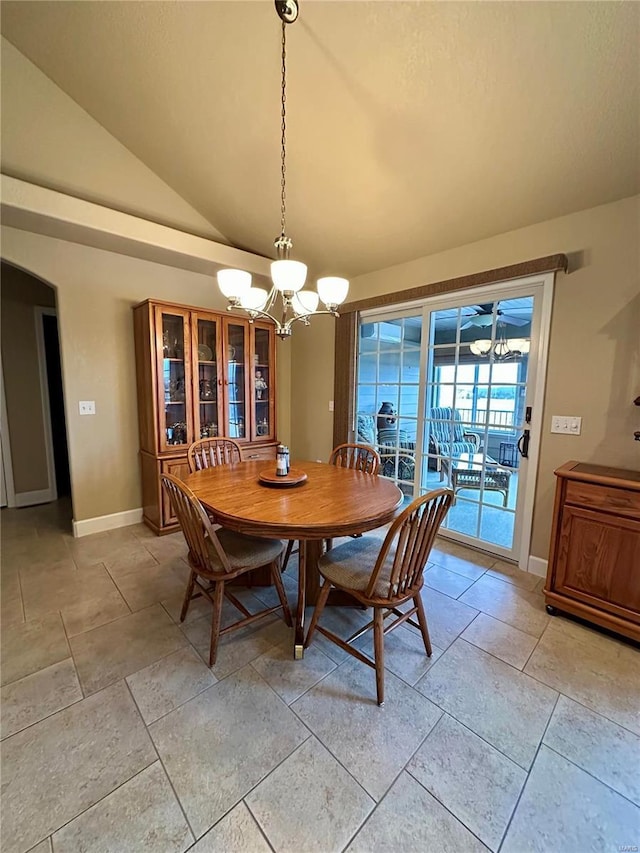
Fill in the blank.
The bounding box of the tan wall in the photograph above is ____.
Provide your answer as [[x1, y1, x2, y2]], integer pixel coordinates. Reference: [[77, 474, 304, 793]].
[[0, 38, 226, 243], [291, 195, 640, 561], [1, 263, 56, 493], [1, 227, 291, 521]]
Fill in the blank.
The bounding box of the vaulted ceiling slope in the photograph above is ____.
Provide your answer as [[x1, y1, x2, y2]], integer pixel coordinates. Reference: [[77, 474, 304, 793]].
[[2, 1, 638, 278]]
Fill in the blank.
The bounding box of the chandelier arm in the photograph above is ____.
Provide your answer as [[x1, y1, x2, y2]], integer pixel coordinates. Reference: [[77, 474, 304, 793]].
[[284, 308, 340, 330]]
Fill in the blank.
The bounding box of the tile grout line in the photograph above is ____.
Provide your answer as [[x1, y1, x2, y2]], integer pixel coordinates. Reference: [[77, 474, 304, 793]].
[[0, 661, 85, 743], [45, 752, 161, 847], [496, 691, 561, 852], [405, 763, 495, 851], [179, 665, 316, 845], [16, 562, 26, 623], [338, 762, 415, 852], [511, 634, 640, 739], [541, 741, 640, 810], [123, 678, 197, 845], [411, 674, 542, 776], [131, 654, 217, 727], [240, 800, 277, 853]]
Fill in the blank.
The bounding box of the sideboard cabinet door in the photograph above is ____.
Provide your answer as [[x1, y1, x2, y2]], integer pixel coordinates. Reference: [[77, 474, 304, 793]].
[[554, 504, 640, 620]]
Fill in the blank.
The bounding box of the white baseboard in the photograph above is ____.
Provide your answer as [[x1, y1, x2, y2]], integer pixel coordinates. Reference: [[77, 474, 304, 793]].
[[14, 488, 55, 507], [528, 556, 548, 578], [73, 507, 143, 538]]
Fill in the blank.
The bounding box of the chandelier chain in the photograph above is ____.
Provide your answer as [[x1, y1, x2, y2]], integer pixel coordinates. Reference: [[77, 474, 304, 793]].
[[280, 19, 287, 240]]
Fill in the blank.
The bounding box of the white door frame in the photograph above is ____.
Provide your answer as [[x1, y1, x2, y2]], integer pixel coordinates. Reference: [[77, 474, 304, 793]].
[[34, 306, 58, 503], [359, 271, 555, 571], [0, 354, 16, 508]]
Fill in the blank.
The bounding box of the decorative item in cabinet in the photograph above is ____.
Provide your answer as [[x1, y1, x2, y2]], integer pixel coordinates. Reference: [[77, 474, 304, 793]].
[[223, 318, 249, 441], [545, 461, 640, 642], [157, 307, 193, 452], [251, 322, 276, 442], [133, 299, 279, 533], [193, 314, 222, 444]]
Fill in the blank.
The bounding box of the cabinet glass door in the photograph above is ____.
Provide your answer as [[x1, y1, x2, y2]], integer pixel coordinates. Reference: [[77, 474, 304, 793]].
[[252, 324, 274, 440], [159, 309, 191, 451], [194, 316, 221, 440], [224, 320, 248, 440]]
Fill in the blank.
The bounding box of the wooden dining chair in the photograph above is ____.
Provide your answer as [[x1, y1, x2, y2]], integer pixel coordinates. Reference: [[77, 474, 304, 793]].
[[329, 442, 381, 475], [282, 441, 381, 570], [323, 442, 381, 553], [161, 473, 292, 666], [304, 487, 454, 705], [187, 437, 243, 474]]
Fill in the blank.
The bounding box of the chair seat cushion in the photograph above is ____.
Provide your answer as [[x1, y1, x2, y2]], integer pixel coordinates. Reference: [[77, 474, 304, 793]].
[[319, 533, 396, 599], [206, 529, 284, 572]]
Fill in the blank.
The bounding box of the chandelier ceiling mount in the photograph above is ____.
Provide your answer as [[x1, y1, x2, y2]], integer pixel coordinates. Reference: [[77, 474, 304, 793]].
[[217, 0, 348, 340]]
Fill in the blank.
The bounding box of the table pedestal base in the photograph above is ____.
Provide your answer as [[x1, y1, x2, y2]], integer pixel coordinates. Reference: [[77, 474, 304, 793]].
[[294, 540, 363, 659]]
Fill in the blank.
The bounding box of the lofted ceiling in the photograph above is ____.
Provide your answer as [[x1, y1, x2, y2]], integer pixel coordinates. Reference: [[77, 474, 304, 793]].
[[1, 1, 638, 279]]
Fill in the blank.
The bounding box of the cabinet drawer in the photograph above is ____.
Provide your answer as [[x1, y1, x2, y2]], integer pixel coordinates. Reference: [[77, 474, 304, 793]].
[[243, 444, 277, 461], [565, 480, 640, 519]]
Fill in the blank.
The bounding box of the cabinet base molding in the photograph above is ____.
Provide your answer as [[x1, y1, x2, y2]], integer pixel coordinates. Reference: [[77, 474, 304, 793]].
[[543, 590, 640, 643], [73, 507, 143, 538]]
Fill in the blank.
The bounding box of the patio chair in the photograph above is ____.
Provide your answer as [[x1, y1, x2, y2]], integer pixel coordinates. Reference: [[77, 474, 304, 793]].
[[304, 487, 454, 705], [357, 414, 416, 483], [429, 407, 480, 479], [161, 473, 291, 666]]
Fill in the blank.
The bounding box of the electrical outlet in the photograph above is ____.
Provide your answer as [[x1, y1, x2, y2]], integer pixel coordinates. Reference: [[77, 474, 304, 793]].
[[328, 400, 334, 412], [551, 415, 581, 435], [79, 400, 96, 416]]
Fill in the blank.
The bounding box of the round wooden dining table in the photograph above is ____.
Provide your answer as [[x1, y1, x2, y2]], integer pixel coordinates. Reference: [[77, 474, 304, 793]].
[[182, 459, 403, 658]]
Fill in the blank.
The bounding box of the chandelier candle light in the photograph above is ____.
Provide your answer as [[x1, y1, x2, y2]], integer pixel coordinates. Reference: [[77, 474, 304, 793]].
[[469, 320, 530, 361], [217, 0, 349, 340]]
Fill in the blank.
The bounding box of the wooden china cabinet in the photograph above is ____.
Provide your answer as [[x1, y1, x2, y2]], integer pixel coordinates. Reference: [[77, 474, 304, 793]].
[[133, 299, 278, 533]]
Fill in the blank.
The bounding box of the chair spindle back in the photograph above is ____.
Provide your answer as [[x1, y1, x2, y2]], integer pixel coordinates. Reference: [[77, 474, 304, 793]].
[[188, 437, 243, 473], [160, 473, 231, 575], [367, 488, 453, 600], [329, 443, 380, 475]]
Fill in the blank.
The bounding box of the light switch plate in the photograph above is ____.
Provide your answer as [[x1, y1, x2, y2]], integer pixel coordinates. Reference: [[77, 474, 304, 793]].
[[551, 415, 581, 435], [79, 400, 96, 416], [328, 400, 334, 412]]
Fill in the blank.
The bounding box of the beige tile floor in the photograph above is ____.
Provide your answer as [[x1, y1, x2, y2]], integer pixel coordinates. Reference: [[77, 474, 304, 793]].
[[1, 500, 639, 853]]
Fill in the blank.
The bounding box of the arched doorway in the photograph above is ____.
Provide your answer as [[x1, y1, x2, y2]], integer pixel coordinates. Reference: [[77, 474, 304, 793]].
[[1, 261, 71, 519]]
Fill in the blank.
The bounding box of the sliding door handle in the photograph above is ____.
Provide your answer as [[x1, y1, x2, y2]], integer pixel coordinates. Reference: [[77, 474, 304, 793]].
[[517, 429, 530, 459]]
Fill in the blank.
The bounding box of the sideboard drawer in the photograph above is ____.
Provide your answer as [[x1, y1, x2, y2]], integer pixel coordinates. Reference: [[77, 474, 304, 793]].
[[243, 444, 277, 462], [565, 480, 640, 519]]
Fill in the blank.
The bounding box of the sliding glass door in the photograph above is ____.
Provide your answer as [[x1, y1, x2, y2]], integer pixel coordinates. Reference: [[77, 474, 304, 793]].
[[355, 278, 552, 565]]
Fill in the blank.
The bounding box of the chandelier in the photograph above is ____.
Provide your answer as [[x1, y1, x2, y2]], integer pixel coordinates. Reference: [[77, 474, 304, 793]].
[[469, 321, 530, 360], [216, 0, 349, 340]]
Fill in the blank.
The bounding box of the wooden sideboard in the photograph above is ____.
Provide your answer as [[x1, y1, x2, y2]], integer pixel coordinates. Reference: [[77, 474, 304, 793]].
[[544, 461, 640, 641]]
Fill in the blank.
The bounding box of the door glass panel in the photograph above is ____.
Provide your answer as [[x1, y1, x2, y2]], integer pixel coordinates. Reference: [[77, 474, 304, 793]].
[[197, 319, 219, 439], [162, 313, 188, 446], [356, 315, 422, 498], [421, 296, 533, 552], [254, 327, 271, 438], [227, 323, 246, 439]]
